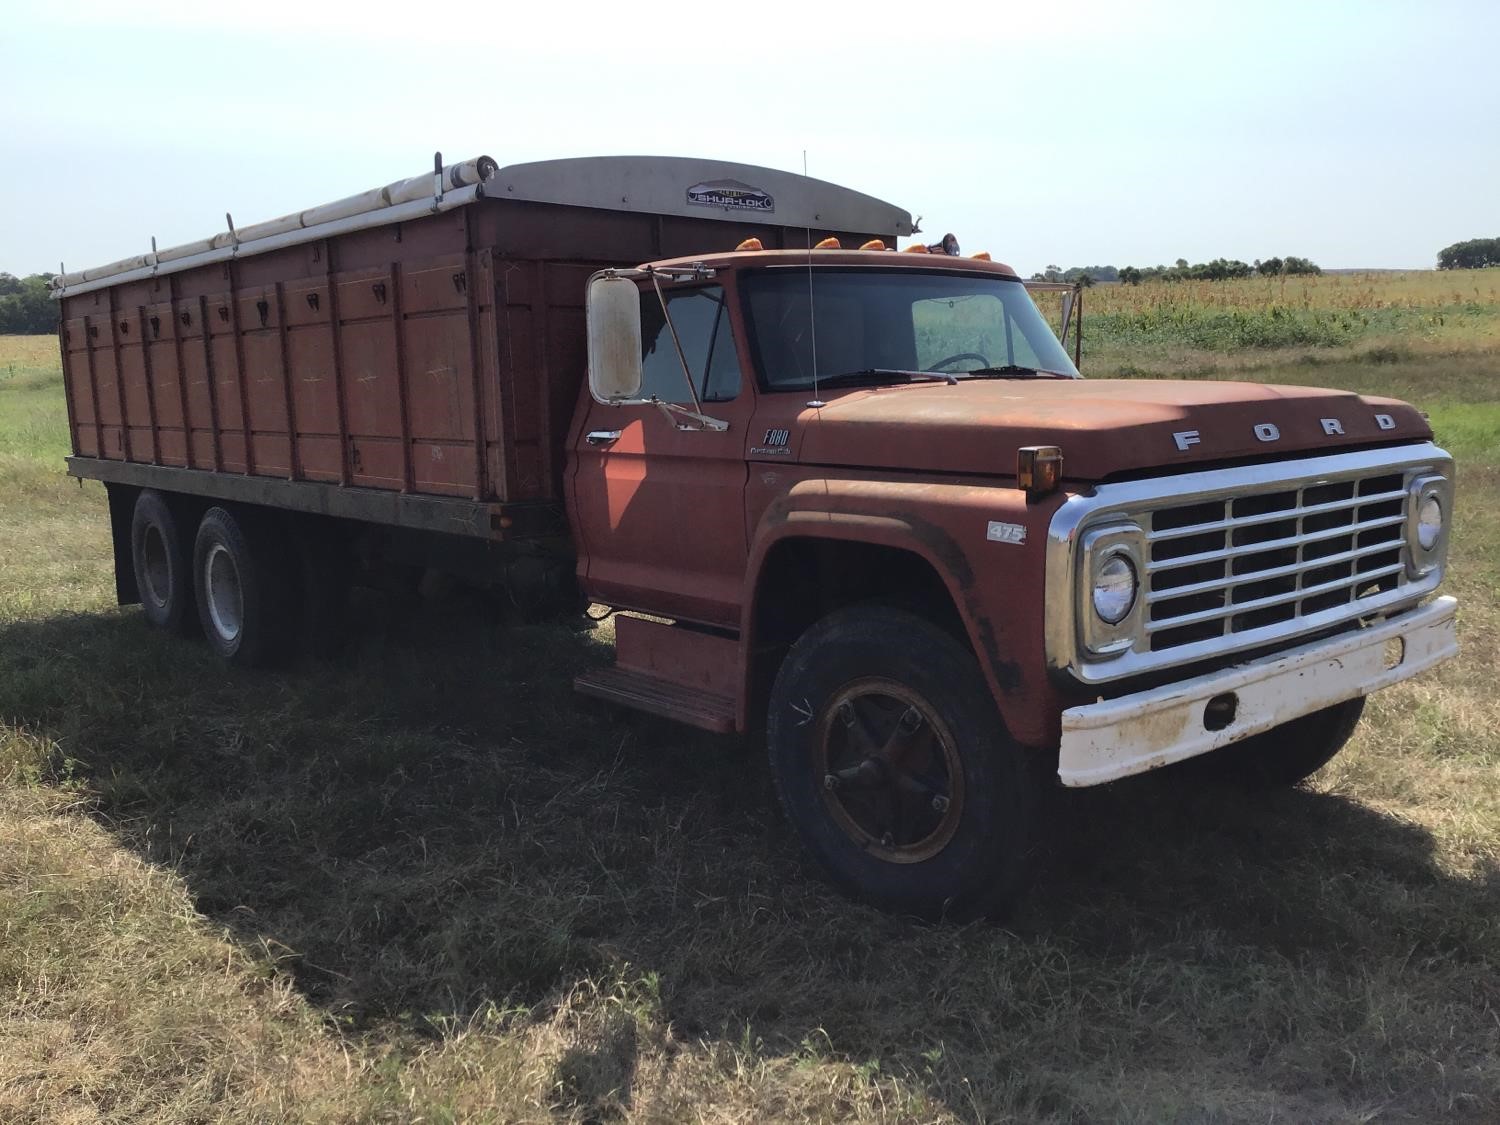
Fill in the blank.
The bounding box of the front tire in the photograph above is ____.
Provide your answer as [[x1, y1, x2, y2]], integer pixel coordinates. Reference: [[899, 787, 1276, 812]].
[[131, 489, 196, 636], [766, 606, 1036, 920], [192, 506, 297, 667]]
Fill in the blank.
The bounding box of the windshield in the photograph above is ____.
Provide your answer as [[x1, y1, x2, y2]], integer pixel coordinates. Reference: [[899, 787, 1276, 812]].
[[742, 268, 1079, 391]]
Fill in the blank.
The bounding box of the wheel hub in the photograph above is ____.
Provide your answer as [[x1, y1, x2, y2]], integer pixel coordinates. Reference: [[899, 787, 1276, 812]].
[[204, 543, 243, 643], [814, 678, 965, 863]]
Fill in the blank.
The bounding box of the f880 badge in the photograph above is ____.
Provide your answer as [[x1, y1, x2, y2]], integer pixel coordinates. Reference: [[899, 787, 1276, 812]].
[[751, 428, 792, 456]]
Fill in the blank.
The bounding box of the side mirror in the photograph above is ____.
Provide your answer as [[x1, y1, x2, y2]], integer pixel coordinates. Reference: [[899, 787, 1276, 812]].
[[587, 274, 643, 402]]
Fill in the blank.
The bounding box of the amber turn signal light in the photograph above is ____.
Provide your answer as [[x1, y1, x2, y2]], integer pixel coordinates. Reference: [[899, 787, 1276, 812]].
[[1017, 445, 1063, 496]]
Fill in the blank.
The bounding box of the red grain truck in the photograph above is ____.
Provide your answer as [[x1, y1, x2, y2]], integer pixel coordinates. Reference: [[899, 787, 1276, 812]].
[[52, 155, 1459, 918]]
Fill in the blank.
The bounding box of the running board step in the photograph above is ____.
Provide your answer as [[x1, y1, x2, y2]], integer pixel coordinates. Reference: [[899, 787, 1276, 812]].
[[574, 667, 737, 733]]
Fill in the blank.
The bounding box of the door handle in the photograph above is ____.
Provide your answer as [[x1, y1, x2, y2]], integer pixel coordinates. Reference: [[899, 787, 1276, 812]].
[[586, 430, 622, 446]]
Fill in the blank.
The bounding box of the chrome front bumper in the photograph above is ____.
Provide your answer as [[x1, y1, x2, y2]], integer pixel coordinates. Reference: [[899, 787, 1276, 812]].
[[1057, 596, 1458, 787]]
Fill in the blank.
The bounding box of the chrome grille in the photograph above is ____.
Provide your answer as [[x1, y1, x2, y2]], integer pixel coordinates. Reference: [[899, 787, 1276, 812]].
[[1145, 472, 1408, 652], [1046, 445, 1453, 686]]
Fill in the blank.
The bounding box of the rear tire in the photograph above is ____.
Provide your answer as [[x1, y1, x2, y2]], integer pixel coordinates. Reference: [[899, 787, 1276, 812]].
[[192, 506, 298, 667], [1192, 697, 1366, 788], [131, 489, 196, 636], [766, 606, 1036, 920]]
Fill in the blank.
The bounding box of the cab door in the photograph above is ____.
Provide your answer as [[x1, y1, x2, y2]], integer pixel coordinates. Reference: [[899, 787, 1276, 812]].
[[568, 282, 753, 629]]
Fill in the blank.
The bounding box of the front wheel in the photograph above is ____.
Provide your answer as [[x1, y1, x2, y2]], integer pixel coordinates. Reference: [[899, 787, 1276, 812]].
[[766, 606, 1036, 920]]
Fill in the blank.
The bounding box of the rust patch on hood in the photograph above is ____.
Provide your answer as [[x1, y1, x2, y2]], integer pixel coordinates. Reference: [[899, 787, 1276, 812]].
[[794, 379, 1432, 481]]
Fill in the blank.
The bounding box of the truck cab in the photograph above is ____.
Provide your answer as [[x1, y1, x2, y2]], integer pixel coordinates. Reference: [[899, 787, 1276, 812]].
[[569, 243, 1457, 918]]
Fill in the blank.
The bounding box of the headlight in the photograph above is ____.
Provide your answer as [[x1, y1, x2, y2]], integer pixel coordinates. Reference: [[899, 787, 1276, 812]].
[[1406, 474, 1451, 578], [1417, 494, 1442, 551], [1092, 553, 1138, 624], [1078, 521, 1144, 658]]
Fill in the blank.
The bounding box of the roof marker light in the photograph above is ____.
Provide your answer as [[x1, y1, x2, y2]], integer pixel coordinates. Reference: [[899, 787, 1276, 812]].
[[970, 251, 992, 261], [814, 237, 841, 250], [859, 239, 886, 251], [735, 237, 764, 251], [903, 244, 931, 254]]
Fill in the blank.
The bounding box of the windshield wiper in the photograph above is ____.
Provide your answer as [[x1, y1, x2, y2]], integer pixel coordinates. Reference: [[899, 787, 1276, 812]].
[[960, 365, 1068, 380], [815, 368, 959, 388]]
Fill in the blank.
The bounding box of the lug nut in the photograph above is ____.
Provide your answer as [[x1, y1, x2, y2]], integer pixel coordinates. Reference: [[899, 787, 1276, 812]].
[[823, 774, 840, 791], [931, 795, 950, 813]]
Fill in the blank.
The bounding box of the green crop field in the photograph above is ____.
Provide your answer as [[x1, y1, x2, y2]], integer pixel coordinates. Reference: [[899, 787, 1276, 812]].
[[2, 272, 1497, 1123]]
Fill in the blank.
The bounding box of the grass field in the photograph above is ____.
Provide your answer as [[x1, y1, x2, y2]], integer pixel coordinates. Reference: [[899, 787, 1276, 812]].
[[1039, 269, 1500, 359], [2, 271, 1497, 1123]]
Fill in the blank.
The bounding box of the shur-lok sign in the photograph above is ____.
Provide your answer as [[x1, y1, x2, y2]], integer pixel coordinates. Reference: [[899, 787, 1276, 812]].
[[687, 179, 775, 213]]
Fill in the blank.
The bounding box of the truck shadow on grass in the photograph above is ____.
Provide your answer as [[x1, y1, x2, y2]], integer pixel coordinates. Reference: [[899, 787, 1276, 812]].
[[3, 597, 1497, 1118]]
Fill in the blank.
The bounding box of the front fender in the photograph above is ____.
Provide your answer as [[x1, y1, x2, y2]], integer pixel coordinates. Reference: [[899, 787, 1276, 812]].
[[740, 472, 1070, 747]]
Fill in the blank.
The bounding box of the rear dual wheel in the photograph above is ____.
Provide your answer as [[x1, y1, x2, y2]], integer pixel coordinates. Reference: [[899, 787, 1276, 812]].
[[192, 506, 299, 667], [131, 492, 350, 663], [131, 489, 198, 636], [767, 606, 1036, 920]]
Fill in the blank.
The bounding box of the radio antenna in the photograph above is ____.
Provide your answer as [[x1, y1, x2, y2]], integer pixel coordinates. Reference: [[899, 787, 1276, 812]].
[[804, 149, 823, 408]]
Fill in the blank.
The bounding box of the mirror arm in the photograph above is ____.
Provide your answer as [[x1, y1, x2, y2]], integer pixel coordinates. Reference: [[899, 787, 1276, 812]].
[[648, 269, 710, 419], [651, 398, 729, 432], [600, 395, 729, 432]]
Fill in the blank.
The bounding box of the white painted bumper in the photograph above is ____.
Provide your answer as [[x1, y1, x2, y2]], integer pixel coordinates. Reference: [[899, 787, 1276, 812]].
[[1057, 596, 1459, 787]]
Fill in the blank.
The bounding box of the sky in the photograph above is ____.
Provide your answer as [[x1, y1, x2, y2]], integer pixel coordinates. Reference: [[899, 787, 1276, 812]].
[[2, 0, 1496, 278]]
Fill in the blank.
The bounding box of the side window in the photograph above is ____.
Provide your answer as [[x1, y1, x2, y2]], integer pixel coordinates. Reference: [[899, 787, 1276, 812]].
[[638, 285, 743, 403]]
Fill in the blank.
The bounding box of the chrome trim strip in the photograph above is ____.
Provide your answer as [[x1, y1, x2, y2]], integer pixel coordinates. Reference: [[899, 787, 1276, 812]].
[[1143, 562, 1406, 632], [1144, 485, 1407, 543], [1045, 443, 1453, 685], [1145, 539, 1402, 602], [1142, 513, 1407, 574]]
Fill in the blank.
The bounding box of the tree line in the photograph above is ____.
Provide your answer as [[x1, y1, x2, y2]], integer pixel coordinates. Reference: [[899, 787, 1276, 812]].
[[1032, 238, 1500, 283], [1030, 257, 1322, 286], [1437, 238, 1500, 270], [0, 273, 58, 334]]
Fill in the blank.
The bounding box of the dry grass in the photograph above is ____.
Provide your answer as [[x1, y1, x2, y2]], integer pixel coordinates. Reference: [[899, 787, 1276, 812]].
[[1, 294, 1497, 1124]]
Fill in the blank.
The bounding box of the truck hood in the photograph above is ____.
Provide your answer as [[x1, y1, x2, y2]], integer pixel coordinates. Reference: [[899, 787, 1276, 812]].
[[794, 378, 1432, 480]]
